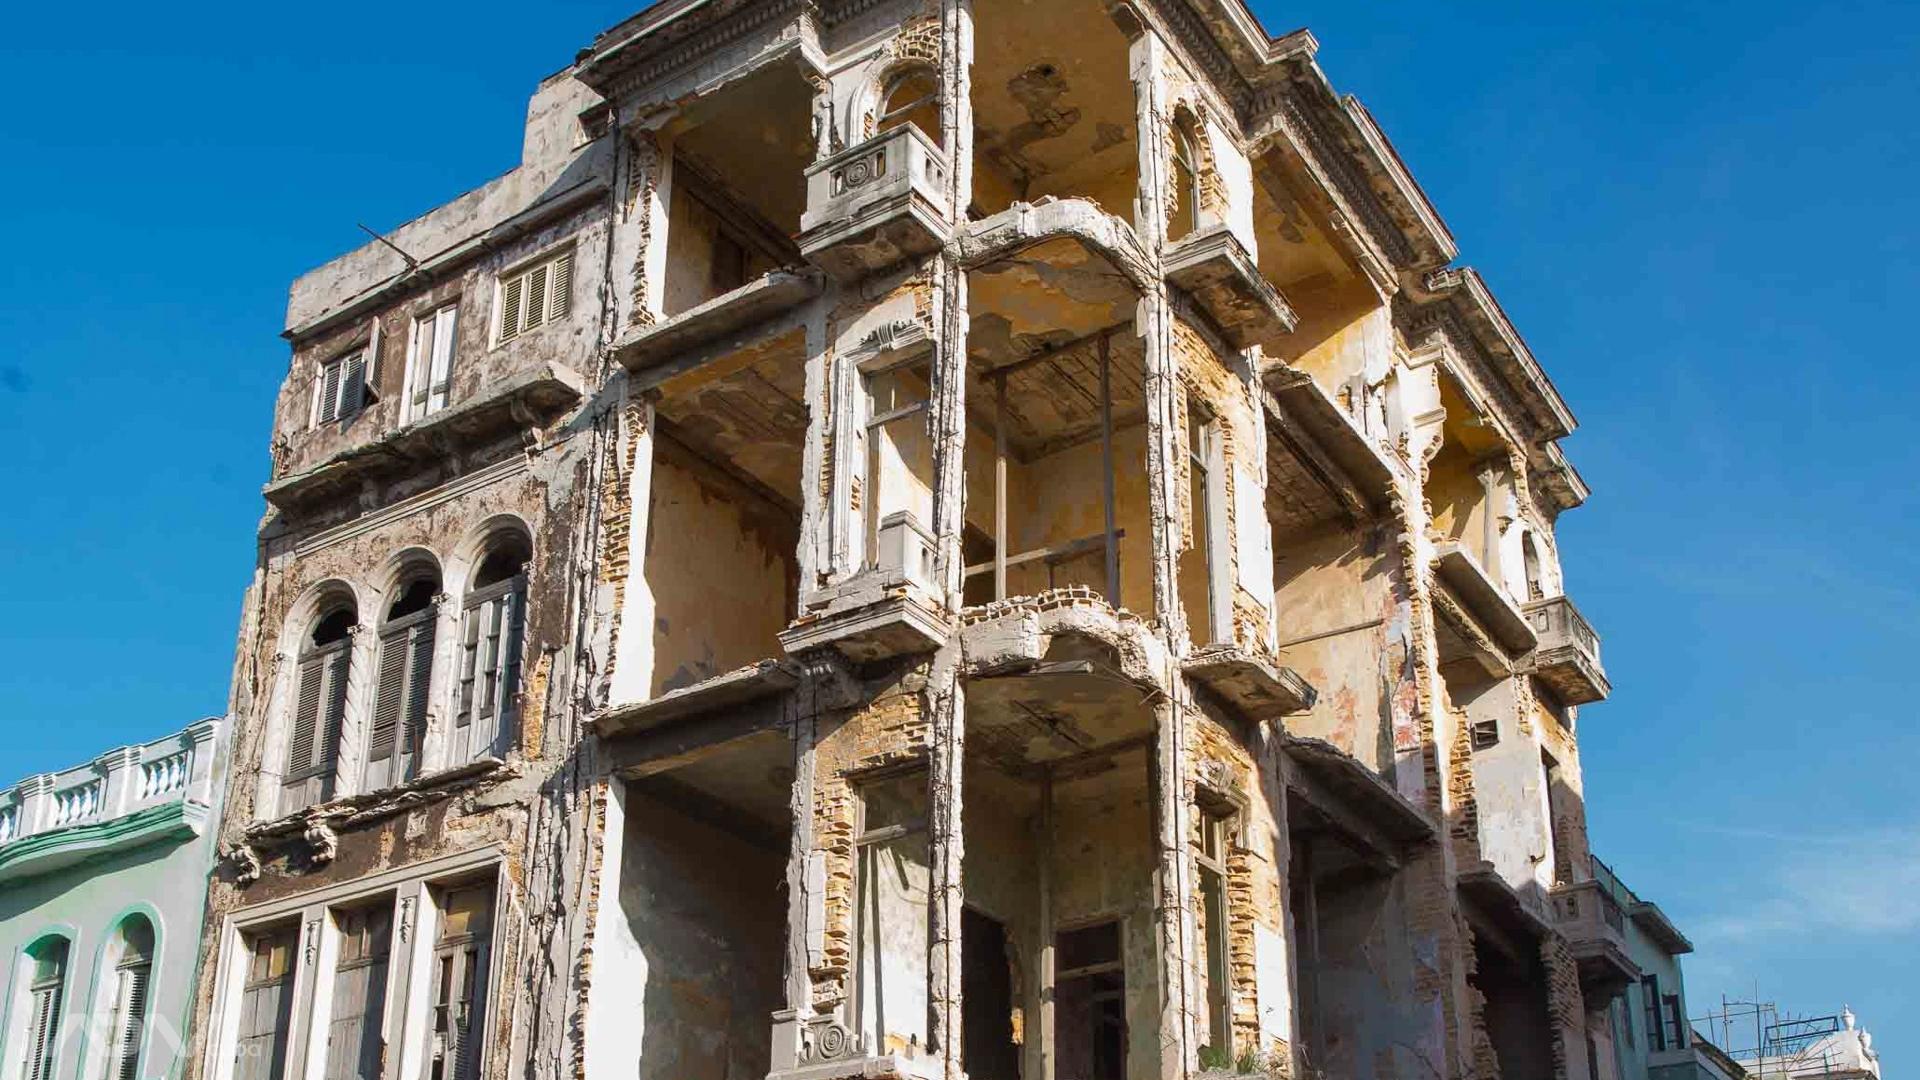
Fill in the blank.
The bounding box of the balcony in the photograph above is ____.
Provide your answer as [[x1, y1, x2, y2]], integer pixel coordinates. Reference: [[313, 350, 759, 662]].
[[780, 512, 949, 663], [1520, 595, 1610, 704], [0, 719, 220, 883], [1164, 225, 1298, 352], [1547, 879, 1641, 1000], [799, 124, 953, 281]]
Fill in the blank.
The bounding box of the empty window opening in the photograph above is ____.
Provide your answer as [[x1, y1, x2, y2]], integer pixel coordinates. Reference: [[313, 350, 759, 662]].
[[962, 908, 1020, 1080], [325, 902, 393, 1080], [407, 303, 458, 422], [963, 329, 1152, 611], [455, 535, 529, 763], [1522, 533, 1545, 601], [1541, 751, 1570, 885], [854, 770, 932, 1056], [1054, 921, 1125, 1080], [1177, 408, 1222, 645], [1196, 806, 1234, 1061], [284, 601, 355, 815], [865, 354, 936, 567], [313, 348, 369, 427], [1169, 122, 1201, 244], [1471, 936, 1555, 1080], [429, 882, 495, 1080], [496, 249, 572, 345], [368, 572, 438, 791], [233, 924, 298, 1080], [879, 67, 942, 148]]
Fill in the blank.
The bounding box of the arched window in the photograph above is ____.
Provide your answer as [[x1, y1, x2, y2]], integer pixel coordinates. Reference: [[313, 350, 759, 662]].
[[1522, 532, 1545, 601], [366, 571, 439, 790], [283, 601, 355, 815], [100, 917, 154, 1080], [454, 534, 530, 763], [1169, 120, 1201, 242], [877, 66, 941, 148], [17, 936, 69, 1080]]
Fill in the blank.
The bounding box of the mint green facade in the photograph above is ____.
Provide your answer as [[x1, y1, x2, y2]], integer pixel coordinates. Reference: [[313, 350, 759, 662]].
[[0, 719, 225, 1080]]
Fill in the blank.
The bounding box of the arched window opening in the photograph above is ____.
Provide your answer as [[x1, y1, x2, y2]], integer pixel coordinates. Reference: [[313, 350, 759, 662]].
[[1522, 533, 1545, 601], [101, 918, 154, 1080], [368, 570, 440, 791], [283, 599, 355, 815], [455, 535, 530, 763], [18, 937, 69, 1080], [1169, 121, 1201, 243], [878, 67, 942, 148]]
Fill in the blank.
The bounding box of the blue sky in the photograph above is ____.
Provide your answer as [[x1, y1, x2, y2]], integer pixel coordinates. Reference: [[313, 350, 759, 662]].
[[1, 0, 1913, 1070]]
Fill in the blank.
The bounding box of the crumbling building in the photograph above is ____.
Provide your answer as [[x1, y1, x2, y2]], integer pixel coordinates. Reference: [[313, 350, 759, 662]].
[[183, 2, 1623, 1079]]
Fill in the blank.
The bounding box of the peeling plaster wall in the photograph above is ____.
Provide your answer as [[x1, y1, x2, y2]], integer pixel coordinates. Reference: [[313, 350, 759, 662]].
[[616, 786, 784, 1080], [643, 454, 795, 695], [1272, 523, 1403, 771]]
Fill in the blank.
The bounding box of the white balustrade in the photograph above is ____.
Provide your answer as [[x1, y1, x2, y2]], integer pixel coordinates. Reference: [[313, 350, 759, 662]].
[[0, 718, 219, 847]]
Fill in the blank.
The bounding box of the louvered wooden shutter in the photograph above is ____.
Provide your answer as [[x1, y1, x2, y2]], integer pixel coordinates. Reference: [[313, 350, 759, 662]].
[[286, 654, 325, 780], [318, 360, 343, 423], [25, 981, 61, 1080], [340, 351, 367, 418], [404, 618, 435, 756], [500, 275, 525, 342], [113, 963, 150, 1080], [408, 316, 434, 416], [320, 644, 350, 780], [547, 252, 572, 322], [524, 264, 550, 334], [367, 627, 409, 779]]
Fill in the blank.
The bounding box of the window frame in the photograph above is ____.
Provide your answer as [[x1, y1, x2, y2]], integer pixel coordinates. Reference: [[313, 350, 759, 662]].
[[860, 351, 935, 570], [200, 850, 507, 1080], [282, 607, 357, 817], [403, 302, 459, 424], [1194, 803, 1237, 1059], [492, 248, 574, 347], [311, 348, 369, 427], [365, 581, 440, 793]]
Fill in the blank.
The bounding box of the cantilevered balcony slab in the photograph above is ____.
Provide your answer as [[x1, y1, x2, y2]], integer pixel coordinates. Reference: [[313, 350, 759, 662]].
[[264, 362, 588, 511], [1164, 225, 1298, 352], [800, 125, 952, 281], [594, 659, 801, 739], [1185, 644, 1317, 720], [613, 268, 822, 377], [1549, 879, 1642, 1001], [1629, 899, 1694, 956], [1519, 595, 1610, 704], [1431, 542, 1537, 658], [1286, 736, 1436, 869]]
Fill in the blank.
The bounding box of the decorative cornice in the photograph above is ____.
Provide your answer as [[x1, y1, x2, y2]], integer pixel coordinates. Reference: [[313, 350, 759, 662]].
[[0, 801, 207, 885], [580, 0, 813, 101]]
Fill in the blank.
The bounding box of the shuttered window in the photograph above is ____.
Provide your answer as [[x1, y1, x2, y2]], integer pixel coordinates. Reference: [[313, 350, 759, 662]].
[[495, 250, 573, 344], [21, 941, 67, 1080], [234, 927, 296, 1080], [366, 604, 435, 792], [105, 958, 151, 1080], [406, 304, 458, 422], [314, 349, 369, 425], [323, 904, 393, 1080], [453, 575, 525, 764], [283, 609, 355, 816], [428, 884, 494, 1080]]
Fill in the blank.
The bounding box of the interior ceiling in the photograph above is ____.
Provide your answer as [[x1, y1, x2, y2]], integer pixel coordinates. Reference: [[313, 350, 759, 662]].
[[1266, 422, 1348, 538], [672, 58, 816, 232], [967, 237, 1143, 458], [1438, 371, 1506, 457], [655, 329, 809, 505], [971, 0, 1136, 199], [639, 729, 794, 841], [964, 639, 1156, 774]]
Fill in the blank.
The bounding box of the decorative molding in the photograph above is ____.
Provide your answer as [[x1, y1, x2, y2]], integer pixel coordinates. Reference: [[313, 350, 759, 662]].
[[292, 456, 530, 558], [302, 811, 339, 866], [222, 840, 264, 886], [0, 801, 207, 884]]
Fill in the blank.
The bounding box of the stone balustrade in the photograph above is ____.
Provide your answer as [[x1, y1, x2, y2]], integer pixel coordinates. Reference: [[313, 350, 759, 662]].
[[0, 718, 220, 848]]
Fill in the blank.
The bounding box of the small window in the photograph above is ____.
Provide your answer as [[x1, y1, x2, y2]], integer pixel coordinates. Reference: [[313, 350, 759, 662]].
[[1177, 409, 1220, 644], [496, 250, 573, 344], [407, 303, 459, 422], [429, 882, 496, 1080], [313, 349, 369, 426], [1470, 717, 1500, 751], [18, 938, 69, 1080], [863, 356, 935, 566]]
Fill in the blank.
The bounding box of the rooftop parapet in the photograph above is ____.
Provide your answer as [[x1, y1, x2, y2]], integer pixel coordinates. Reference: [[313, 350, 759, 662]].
[[0, 718, 221, 882]]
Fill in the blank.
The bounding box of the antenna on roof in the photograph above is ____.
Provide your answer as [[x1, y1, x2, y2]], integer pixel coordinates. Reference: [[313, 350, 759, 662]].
[[357, 223, 421, 273]]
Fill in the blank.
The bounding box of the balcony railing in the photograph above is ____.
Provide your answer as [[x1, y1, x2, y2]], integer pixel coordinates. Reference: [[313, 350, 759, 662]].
[[0, 719, 220, 851], [1521, 595, 1610, 704], [799, 123, 953, 280], [1548, 878, 1640, 998]]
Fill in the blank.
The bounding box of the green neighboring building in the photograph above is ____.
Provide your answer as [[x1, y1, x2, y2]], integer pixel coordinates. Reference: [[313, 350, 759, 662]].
[[0, 718, 225, 1080]]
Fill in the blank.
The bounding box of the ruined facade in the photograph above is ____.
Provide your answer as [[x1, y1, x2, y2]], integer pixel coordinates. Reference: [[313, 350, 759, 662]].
[[184, 3, 1627, 1080]]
